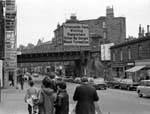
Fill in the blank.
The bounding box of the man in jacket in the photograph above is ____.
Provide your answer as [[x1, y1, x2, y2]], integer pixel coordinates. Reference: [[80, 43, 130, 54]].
[[73, 77, 99, 114]]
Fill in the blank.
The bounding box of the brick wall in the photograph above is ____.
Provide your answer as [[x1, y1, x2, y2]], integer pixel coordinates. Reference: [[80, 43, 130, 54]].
[[111, 37, 150, 63]]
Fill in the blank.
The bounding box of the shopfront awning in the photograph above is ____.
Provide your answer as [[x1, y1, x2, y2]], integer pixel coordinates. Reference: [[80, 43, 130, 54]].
[[125, 65, 145, 72]]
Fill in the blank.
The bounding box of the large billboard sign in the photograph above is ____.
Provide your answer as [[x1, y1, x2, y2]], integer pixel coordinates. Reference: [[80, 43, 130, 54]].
[[101, 43, 114, 61], [63, 23, 89, 46]]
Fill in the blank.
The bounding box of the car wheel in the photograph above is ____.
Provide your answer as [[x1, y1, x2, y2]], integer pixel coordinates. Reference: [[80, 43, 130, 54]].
[[119, 86, 122, 89], [127, 86, 131, 91], [138, 90, 143, 97]]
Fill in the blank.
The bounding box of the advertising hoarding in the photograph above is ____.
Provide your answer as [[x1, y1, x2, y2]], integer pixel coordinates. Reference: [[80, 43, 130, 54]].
[[63, 23, 89, 46], [101, 43, 114, 61]]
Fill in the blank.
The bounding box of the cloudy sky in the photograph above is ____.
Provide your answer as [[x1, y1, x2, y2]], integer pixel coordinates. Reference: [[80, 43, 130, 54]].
[[16, 0, 150, 47]]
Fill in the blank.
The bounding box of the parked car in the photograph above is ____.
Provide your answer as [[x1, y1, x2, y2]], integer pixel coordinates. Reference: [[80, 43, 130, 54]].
[[137, 80, 150, 97], [89, 78, 107, 90], [55, 76, 62, 81], [119, 79, 139, 91], [32, 73, 39, 77], [23, 72, 32, 81], [62, 76, 70, 82], [74, 77, 82, 84], [106, 78, 122, 89]]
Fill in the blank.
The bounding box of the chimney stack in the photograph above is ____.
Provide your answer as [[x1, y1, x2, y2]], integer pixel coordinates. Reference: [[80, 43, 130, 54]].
[[146, 25, 150, 37], [147, 25, 149, 33], [138, 24, 142, 38], [142, 27, 145, 37]]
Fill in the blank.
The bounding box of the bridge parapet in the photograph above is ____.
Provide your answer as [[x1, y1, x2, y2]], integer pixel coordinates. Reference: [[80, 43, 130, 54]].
[[21, 45, 91, 54]]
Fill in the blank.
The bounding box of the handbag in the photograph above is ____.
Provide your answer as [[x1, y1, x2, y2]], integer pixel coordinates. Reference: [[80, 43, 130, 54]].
[[94, 102, 103, 114], [71, 106, 76, 114]]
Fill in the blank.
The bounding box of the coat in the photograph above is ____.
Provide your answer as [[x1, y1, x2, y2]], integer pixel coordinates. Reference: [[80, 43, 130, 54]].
[[73, 83, 99, 114], [38, 88, 56, 114], [55, 89, 69, 114]]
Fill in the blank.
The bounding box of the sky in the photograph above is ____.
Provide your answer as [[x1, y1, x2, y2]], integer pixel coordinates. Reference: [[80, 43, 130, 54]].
[[16, 0, 150, 47]]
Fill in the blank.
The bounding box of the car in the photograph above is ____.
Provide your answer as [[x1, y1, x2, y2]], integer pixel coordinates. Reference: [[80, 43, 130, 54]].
[[137, 80, 150, 97], [74, 77, 82, 84], [119, 79, 139, 91], [23, 72, 32, 81], [55, 76, 62, 81], [62, 76, 70, 82], [89, 78, 107, 90], [23, 74, 29, 81], [106, 78, 122, 89], [32, 73, 39, 77]]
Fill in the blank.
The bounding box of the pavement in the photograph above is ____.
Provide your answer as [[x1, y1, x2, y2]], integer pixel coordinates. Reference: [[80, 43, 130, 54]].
[[0, 81, 75, 114], [0, 83, 29, 114]]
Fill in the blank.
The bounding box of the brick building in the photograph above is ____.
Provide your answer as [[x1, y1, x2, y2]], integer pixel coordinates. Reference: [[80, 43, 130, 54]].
[[52, 6, 126, 77], [0, 1, 5, 60], [110, 25, 150, 82], [19, 7, 126, 78], [54, 6, 126, 47], [0, 0, 17, 88]]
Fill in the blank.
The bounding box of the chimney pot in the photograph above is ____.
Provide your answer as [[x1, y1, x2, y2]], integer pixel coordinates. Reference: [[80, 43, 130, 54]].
[[147, 25, 149, 33]]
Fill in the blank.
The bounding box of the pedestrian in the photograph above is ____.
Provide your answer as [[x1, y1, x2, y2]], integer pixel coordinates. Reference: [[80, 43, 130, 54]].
[[19, 74, 24, 90], [24, 80, 38, 114], [38, 76, 56, 114], [49, 74, 57, 93], [28, 75, 33, 81], [54, 81, 69, 114], [73, 77, 99, 114]]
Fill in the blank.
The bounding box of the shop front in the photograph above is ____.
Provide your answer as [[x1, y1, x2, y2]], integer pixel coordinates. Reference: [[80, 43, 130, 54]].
[[125, 59, 150, 82], [111, 62, 125, 78]]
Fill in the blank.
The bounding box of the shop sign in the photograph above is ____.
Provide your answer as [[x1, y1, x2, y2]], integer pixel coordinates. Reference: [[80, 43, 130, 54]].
[[126, 62, 135, 66], [135, 62, 150, 66], [112, 62, 124, 67]]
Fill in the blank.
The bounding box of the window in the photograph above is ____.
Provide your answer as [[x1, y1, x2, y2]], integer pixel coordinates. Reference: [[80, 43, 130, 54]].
[[120, 49, 123, 61], [112, 52, 115, 61], [103, 32, 106, 39], [128, 47, 131, 60], [138, 45, 142, 58], [102, 21, 106, 28]]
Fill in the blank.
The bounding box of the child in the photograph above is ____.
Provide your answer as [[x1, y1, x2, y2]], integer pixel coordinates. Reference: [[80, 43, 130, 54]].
[[25, 80, 38, 114], [55, 81, 69, 114]]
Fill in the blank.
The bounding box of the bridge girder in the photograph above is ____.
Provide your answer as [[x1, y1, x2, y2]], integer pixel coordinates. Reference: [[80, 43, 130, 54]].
[[17, 51, 90, 63]]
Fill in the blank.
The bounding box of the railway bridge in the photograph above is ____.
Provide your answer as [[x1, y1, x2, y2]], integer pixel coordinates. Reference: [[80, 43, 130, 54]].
[[17, 44, 101, 77]]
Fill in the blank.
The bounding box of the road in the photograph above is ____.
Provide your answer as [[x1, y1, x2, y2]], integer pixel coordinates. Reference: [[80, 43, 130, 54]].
[[0, 79, 150, 114], [67, 82, 150, 114]]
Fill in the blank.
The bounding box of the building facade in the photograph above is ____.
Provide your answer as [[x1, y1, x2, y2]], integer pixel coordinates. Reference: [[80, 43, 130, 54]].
[[0, 1, 5, 60], [53, 7, 126, 77], [0, 0, 17, 88], [18, 7, 126, 78], [54, 7, 126, 47], [110, 25, 150, 82]]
